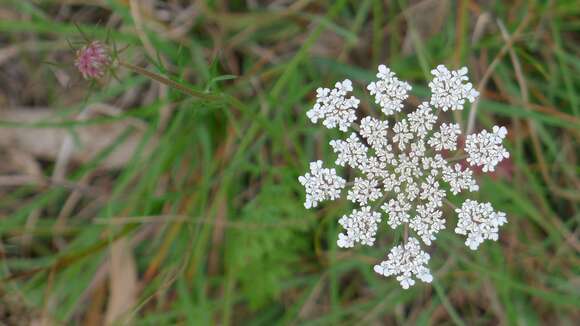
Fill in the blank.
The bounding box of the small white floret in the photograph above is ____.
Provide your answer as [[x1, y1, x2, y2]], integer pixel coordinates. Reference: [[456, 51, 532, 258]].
[[298, 160, 346, 209], [337, 206, 382, 248], [429, 65, 479, 111], [329, 133, 368, 169], [306, 79, 360, 131], [455, 199, 507, 250], [373, 237, 433, 288], [367, 65, 412, 115], [464, 126, 509, 172], [428, 123, 461, 151]]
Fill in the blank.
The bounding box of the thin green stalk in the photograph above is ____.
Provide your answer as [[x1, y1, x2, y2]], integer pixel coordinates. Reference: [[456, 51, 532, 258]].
[[119, 62, 222, 102]]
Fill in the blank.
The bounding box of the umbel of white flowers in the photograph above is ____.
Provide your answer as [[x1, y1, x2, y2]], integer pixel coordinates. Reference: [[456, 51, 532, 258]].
[[298, 64, 509, 289]]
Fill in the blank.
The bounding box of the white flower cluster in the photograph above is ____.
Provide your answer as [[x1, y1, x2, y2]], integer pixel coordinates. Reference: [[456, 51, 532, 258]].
[[298, 160, 345, 209], [337, 206, 382, 248], [465, 126, 510, 172], [367, 65, 412, 115], [299, 65, 509, 288], [373, 237, 433, 289], [455, 200, 508, 250], [307, 80, 360, 131], [429, 65, 479, 111], [428, 123, 461, 151]]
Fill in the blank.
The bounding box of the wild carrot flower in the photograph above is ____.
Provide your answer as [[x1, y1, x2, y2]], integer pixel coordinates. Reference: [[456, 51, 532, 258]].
[[299, 65, 509, 288], [373, 237, 433, 289], [337, 206, 382, 248], [465, 125, 510, 172], [298, 160, 346, 209], [307, 80, 360, 132], [74, 41, 111, 80], [455, 200, 507, 250], [429, 65, 479, 111]]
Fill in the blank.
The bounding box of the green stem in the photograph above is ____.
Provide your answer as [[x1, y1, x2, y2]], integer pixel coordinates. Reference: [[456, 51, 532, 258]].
[[119, 61, 221, 101]]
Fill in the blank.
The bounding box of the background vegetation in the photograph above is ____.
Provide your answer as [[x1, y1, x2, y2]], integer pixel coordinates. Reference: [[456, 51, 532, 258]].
[[0, 0, 578, 324]]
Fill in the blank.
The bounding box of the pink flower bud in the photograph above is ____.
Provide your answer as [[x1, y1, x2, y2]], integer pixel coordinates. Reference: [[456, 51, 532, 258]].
[[74, 41, 110, 80]]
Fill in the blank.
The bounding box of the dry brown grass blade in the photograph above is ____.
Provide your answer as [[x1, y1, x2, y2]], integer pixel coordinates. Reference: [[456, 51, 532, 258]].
[[67, 225, 155, 324], [0, 107, 155, 170], [496, 20, 580, 202], [208, 124, 238, 276], [402, 0, 450, 55], [294, 273, 327, 323], [105, 237, 138, 325], [466, 12, 532, 135], [496, 19, 580, 252]]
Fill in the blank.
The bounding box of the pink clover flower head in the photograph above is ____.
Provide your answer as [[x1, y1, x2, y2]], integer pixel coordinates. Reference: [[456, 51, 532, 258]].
[[75, 41, 111, 80]]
